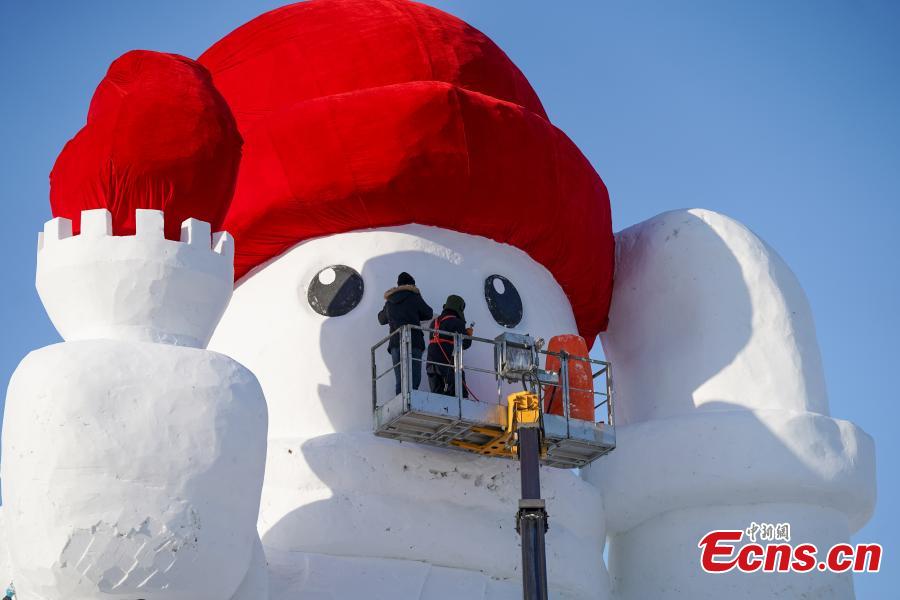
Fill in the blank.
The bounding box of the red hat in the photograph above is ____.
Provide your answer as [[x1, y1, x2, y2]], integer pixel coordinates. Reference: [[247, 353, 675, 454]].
[[200, 0, 614, 343]]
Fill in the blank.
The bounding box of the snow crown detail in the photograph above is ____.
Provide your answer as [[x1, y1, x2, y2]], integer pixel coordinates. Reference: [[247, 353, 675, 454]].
[[36, 209, 235, 348], [38, 208, 234, 260]]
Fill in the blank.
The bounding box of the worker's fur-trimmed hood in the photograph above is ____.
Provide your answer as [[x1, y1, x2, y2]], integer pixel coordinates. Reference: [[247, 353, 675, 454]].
[[384, 285, 420, 300]]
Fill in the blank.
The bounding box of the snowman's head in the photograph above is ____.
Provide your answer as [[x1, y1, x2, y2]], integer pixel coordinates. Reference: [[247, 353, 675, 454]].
[[194, 1, 616, 440], [209, 225, 579, 439]]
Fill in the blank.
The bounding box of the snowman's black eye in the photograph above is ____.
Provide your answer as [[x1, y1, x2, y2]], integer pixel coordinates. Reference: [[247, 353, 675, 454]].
[[307, 265, 364, 317], [484, 274, 522, 328]]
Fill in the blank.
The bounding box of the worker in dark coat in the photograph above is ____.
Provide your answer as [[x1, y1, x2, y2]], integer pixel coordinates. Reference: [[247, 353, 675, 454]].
[[378, 272, 434, 394], [427, 294, 474, 397]]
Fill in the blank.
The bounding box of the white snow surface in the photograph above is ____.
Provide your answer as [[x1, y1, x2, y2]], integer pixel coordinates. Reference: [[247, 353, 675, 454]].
[[0, 210, 878, 600], [2, 211, 268, 600], [210, 225, 611, 599], [3, 342, 268, 600], [585, 209, 876, 599], [212, 224, 582, 438], [36, 209, 234, 348], [266, 547, 552, 600]]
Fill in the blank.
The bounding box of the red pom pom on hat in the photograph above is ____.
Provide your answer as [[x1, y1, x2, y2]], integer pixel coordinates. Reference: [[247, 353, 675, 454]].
[[50, 50, 242, 240]]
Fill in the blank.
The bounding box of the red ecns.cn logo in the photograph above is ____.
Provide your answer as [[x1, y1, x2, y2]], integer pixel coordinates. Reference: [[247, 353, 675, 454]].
[[698, 529, 882, 574]]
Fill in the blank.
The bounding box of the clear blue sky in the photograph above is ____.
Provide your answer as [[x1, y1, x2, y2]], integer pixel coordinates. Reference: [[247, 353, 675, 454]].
[[1, 1, 897, 596]]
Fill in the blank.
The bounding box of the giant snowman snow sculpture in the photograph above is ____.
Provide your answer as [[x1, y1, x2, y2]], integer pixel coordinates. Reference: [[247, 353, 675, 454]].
[[1, 1, 876, 599]]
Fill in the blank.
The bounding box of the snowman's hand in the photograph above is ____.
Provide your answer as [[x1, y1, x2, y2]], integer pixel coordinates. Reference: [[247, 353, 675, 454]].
[[600, 208, 829, 424]]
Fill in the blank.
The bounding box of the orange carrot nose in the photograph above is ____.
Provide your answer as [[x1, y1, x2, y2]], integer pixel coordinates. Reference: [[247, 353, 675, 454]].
[[543, 334, 595, 421]]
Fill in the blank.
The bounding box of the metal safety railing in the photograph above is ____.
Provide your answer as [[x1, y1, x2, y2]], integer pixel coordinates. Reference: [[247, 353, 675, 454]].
[[371, 324, 614, 432]]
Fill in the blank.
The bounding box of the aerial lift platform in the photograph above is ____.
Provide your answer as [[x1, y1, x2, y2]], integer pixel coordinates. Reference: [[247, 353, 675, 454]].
[[371, 326, 616, 600]]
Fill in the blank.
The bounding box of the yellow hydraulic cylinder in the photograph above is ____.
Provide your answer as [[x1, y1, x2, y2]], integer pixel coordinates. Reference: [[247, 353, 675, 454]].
[[450, 391, 544, 458], [508, 391, 541, 428]]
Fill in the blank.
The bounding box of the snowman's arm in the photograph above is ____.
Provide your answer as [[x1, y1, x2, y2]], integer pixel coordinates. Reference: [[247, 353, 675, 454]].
[[582, 208, 875, 599]]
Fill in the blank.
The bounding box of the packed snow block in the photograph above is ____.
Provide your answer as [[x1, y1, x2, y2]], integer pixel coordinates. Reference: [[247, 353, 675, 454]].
[[3, 212, 268, 600], [0, 509, 12, 591], [210, 225, 612, 599], [609, 503, 857, 600], [586, 209, 876, 600], [36, 210, 234, 348], [601, 208, 831, 421], [80, 208, 113, 237], [261, 433, 607, 599], [3, 342, 267, 600], [229, 537, 270, 600], [265, 547, 530, 600]]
